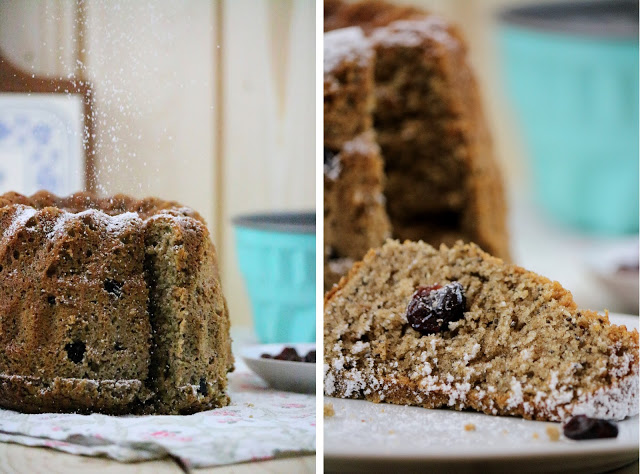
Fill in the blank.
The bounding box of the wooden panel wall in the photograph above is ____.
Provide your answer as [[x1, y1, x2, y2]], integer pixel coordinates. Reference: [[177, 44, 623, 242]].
[[222, 0, 316, 326], [0, 0, 315, 328]]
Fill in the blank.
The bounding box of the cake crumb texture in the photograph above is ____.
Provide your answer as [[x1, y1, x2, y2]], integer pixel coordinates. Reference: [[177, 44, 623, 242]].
[[324, 240, 639, 422], [323, 0, 510, 289]]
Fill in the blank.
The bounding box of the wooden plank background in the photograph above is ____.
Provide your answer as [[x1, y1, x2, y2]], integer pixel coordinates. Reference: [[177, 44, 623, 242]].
[[0, 0, 315, 328]]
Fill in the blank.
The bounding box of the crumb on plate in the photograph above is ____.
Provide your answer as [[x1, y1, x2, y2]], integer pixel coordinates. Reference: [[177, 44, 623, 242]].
[[324, 403, 335, 417], [546, 425, 560, 441]]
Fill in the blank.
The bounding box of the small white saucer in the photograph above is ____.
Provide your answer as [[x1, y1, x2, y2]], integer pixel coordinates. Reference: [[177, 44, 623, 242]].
[[584, 241, 639, 314], [240, 343, 315, 394]]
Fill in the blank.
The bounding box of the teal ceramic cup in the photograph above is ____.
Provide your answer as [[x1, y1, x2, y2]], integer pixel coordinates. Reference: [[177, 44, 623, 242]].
[[499, 1, 639, 234], [233, 212, 315, 343]]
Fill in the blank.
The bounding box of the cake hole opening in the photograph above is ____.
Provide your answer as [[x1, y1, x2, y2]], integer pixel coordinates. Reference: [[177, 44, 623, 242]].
[[65, 341, 86, 364], [12, 250, 19, 260], [25, 217, 37, 228], [114, 342, 124, 351], [47, 295, 56, 306], [104, 279, 123, 298], [86, 250, 93, 258]]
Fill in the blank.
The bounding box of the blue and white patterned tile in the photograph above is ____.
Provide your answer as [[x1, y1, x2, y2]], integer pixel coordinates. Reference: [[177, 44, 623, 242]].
[[0, 94, 85, 196]]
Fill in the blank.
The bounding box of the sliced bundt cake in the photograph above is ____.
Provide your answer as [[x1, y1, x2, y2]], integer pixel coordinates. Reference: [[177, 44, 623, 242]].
[[323, 0, 510, 289], [324, 131, 391, 289], [0, 191, 232, 415], [324, 240, 639, 421]]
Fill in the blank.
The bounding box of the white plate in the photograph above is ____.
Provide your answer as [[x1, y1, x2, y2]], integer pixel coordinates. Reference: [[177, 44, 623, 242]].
[[324, 313, 639, 473], [241, 342, 315, 394]]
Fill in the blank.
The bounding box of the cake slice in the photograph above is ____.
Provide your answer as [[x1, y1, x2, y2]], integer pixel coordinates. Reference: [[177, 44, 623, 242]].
[[143, 210, 231, 414], [324, 240, 639, 421]]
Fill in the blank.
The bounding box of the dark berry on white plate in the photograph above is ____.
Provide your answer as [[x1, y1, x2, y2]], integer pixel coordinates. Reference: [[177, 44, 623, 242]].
[[563, 415, 618, 440]]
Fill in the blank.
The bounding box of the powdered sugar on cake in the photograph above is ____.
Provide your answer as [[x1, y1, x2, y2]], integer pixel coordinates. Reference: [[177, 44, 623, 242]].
[[325, 349, 639, 421], [324, 313, 639, 421], [324, 27, 373, 75], [341, 132, 380, 157], [3, 206, 37, 238], [370, 18, 459, 50], [324, 154, 342, 181], [47, 209, 142, 238]]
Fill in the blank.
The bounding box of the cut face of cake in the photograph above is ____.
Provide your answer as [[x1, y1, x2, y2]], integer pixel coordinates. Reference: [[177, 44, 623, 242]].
[[324, 26, 375, 151], [0, 191, 232, 415], [369, 19, 508, 259], [323, 0, 510, 289], [324, 131, 391, 289], [324, 240, 639, 421]]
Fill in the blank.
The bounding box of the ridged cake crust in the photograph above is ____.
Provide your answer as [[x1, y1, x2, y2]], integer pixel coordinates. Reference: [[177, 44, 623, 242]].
[[324, 240, 639, 421], [0, 191, 232, 415]]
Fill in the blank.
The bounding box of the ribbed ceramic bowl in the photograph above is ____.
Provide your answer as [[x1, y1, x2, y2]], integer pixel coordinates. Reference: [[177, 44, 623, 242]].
[[499, 0, 639, 234], [233, 212, 315, 343]]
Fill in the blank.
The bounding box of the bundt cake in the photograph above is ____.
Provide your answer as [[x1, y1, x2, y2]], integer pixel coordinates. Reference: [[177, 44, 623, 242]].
[[324, 131, 391, 289], [0, 191, 232, 415], [324, 240, 639, 421], [323, 0, 510, 289]]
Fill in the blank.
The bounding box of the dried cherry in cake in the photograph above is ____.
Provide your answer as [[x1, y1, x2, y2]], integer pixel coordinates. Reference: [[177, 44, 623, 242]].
[[405, 282, 466, 335]]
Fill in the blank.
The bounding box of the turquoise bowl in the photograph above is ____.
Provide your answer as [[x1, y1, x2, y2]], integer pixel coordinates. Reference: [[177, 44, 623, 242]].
[[499, 1, 639, 234], [233, 212, 315, 343]]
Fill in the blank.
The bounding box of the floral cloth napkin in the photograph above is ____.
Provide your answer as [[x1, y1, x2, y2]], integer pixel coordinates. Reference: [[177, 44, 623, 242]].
[[0, 367, 316, 469]]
